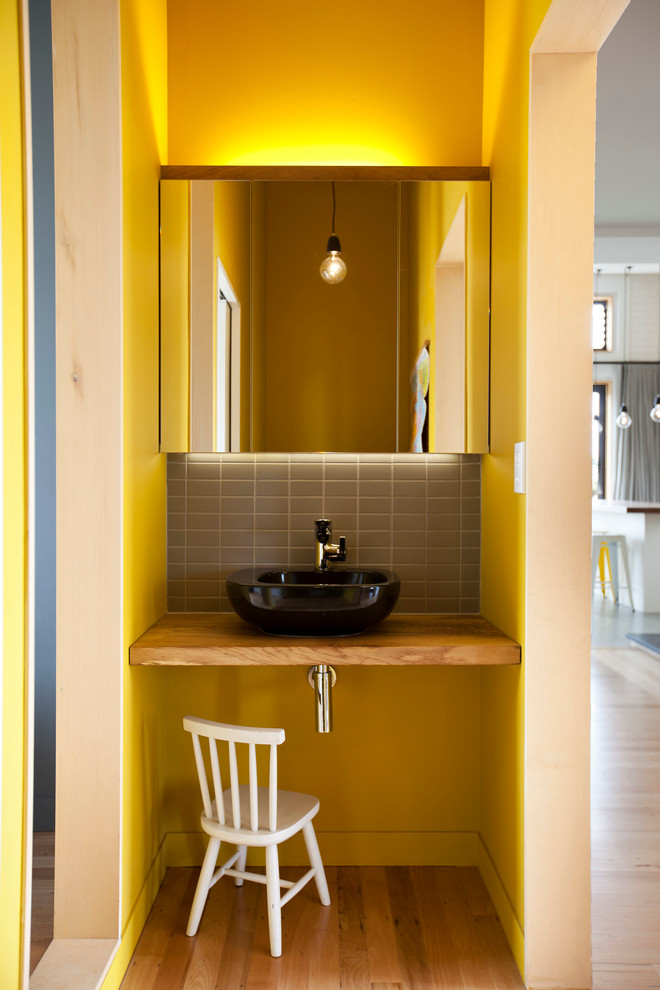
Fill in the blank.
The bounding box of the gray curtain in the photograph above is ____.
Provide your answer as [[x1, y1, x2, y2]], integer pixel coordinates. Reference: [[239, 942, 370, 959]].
[[613, 363, 660, 501]]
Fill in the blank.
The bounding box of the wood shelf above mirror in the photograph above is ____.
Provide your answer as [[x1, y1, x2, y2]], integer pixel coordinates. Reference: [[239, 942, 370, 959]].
[[161, 166, 491, 181]]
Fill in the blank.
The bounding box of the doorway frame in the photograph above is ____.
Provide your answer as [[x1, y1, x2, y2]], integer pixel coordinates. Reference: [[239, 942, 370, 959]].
[[524, 2, 630, 986], [25, 1, 632, 988]]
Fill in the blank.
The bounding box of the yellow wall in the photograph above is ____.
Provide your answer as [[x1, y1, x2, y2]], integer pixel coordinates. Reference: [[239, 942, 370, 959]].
[[166, 0, 484, 166], [251, 183, 267, 450], [259, 181, 398, 451], [403, 181, 490, 452], [0, 2, 28, 985], [162, 0, 489, 871], [160, 180, 252, 452], [103, 0, 169, 984], [479, 0, 553, 970], [164, 666, 482, 867], [213, 181, 252, 450], [160, 180, 190, 451]]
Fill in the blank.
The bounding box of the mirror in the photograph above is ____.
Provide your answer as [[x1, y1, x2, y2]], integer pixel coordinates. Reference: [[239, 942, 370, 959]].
[[160, 172, 490, 453]]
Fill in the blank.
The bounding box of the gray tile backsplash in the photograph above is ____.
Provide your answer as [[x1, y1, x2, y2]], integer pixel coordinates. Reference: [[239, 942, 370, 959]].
[[167, 453, 481, 614]]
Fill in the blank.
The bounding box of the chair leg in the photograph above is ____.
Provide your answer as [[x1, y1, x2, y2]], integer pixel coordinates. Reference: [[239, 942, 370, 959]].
[[234, 844, 248, 886], [302, 820, 330, 906], [187, 836, 220, 936], [265, 844, 282, 957], [617, 539, 635, 612]]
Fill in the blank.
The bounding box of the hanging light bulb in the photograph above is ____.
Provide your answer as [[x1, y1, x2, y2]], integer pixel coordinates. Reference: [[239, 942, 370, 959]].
[[615, 403, 632, 430], [320, 234, 347, 284], [319, 182, 346, 284], [650, 394, 660, 423]]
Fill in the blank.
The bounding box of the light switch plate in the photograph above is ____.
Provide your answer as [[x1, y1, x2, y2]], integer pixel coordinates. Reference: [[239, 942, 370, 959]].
[[514, 441, 526, 494]]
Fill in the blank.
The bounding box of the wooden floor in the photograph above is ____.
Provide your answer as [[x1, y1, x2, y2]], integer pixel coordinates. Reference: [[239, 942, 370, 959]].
[[30, 831, 55, 974], [119, 865, 524, 990], [31, 644, 660, 988], [591, 647, 660, 990]]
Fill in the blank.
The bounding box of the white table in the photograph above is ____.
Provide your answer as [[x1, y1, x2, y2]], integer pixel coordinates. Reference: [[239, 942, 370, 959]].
[[592, 500, 660, 613]]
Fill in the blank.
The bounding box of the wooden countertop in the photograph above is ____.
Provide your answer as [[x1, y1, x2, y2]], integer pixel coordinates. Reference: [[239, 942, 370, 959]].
[[593, 499, 660, 514], [129, 613, 521, 666]]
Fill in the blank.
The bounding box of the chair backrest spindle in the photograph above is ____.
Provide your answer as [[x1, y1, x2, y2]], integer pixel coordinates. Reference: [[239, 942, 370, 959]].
[[209, 737, 225, 825], [191, 732, 213, 819], [248, 742, 258, 831], [183, 716, 285, 835], [269, 743, 278, 831], [228, 739, 241, 829]]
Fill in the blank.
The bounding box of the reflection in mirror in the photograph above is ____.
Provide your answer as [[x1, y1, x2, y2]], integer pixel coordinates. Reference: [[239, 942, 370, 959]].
[[160, 176, 490, 454]]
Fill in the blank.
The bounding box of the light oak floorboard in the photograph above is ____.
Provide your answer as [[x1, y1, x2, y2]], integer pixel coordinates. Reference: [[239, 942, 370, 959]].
[[592, 647, 660, 990], [119, 866, 523, 990], [30, 832, 55, 974]]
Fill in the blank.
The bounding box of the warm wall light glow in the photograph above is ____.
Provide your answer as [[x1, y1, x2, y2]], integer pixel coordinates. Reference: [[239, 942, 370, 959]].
[[225, 144, 407, 167], [167, 0, 484, 166]]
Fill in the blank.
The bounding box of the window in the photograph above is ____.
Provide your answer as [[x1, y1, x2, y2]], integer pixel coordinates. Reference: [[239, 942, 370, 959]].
[[592, 382, 607, 498], [592, 296, 613, 351]]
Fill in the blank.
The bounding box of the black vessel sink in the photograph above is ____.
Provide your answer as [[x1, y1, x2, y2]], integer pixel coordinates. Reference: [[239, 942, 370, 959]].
[[225, 567, 401, 636]]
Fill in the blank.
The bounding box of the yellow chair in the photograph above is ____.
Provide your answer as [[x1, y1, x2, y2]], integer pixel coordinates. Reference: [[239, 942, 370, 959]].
[[597, 543, 613, 598], [591, 533, 635, 610]]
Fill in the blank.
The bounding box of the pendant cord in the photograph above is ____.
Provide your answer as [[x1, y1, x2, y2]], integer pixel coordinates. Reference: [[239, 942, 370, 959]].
[[331, 181, 336, 234]]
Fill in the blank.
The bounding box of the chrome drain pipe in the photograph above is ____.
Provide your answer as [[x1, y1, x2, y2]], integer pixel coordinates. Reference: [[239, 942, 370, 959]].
[[307, 664, 337, 733]]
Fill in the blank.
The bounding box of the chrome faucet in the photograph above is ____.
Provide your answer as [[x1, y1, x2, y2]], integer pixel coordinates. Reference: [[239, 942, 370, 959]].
[[314, 519, 346, 571]]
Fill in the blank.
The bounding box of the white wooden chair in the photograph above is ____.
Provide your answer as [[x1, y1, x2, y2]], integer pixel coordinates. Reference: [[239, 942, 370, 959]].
[[183, 715, 330, 957]]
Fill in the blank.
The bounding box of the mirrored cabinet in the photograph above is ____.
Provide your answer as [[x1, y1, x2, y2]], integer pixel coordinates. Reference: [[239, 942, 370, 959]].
[[159, 167, 490, 454]]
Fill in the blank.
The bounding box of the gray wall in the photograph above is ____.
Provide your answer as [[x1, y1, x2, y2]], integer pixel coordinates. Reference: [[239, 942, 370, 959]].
[[30, 0, 56, 831]]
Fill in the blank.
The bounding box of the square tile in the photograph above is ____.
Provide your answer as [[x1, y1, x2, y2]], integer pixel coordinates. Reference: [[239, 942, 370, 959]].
[[187, 598, 221, 612], [324, 498, 358, 516], [428, 530, 460, 548], [255, 479, 289, 498], [187, 513, 220, 530], [221, 513, 255, 532], [461, 531, 481, 549], [325, 462, 358, 481], [393, 462, 426, 480], [428, 480, 461, 498], [187, 461, 221, 481], [187, 480, 221, 497], [393, 529, 426, 547], [220, 547, 254, 566], [255, 496, 288, 514], [392, 496, 426, 515], [358, 497, 392, 514], [255, 513, 288, 531], [461, 480, 481, 498], [393, 480, 426, 498], [187, 546, 222, 564], [186, 529, 220, 548], [359, 513, 392, 531], [359, 463, 393, 482], [357, 480, 390, 498], [220, 461, 255, 481], [290, 462, 324, 480], [220, 479, 255, 496], [427, 598, 460, 613]]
